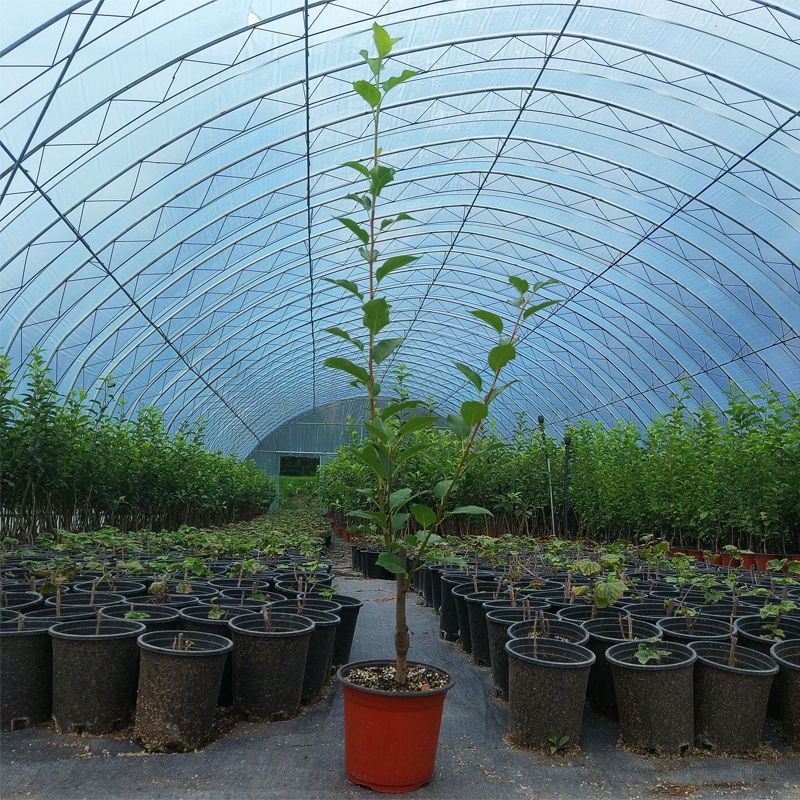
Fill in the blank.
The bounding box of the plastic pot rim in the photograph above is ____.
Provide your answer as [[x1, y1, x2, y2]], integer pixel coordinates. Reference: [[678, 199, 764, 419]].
[[504, 637, 596, 667], [770, 638, 800, 669], [137, 628, 233, 656], [605, 640, 697, 670], [227, 611, 315, 636], [337, 658, 454, 698], [687, 641, 779, 675], [48, 618, 146, 640]]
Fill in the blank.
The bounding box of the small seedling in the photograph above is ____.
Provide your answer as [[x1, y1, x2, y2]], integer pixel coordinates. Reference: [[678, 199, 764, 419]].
[[634, 638, 670, 665], [124, 610, 150, 620], [171, 633, 194, 651], [547, 730, 570, 754], [207, 601, 226, 620]]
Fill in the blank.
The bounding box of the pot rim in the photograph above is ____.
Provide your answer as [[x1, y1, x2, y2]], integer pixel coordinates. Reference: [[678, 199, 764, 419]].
[[505, 637, 596, 667], [227, 610, 315, 636], [48, 618, 146, 640], [337, 658, 454, 697], [605, 640, 697, 670], [137, 628, 233, 656], [688, 641, 779, 675], [770, 638, 800, 669]]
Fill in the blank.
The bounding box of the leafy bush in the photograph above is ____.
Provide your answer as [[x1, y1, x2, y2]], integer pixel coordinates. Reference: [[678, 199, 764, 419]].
[[0, 352, 275, 543]]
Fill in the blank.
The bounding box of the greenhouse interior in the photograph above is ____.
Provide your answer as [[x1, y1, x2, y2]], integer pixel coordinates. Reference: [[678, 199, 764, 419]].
[[1, 1, 799, 799]]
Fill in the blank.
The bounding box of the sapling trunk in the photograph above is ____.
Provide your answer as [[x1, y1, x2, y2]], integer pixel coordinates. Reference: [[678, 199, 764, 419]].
[[56, 585, 62, 617], [262, 604, 272, 633], [728, 635, 737, 667], [95, 608, 102, 636], [395, 570, 410, 683]]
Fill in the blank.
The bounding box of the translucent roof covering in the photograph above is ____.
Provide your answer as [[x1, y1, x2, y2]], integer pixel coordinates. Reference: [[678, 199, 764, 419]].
[[2, 0, 798, 455]]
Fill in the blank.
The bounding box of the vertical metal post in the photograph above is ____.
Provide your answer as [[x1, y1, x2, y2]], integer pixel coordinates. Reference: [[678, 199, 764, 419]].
[[563, 435, 571, 538], [538, 414, 557, 539]]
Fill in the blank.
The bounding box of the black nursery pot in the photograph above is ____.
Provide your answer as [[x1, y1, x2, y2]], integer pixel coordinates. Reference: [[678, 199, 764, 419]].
[[770, 639, 800, 749], [505, 638, 595, 750], [734, 614, 800, 718], [464, 591, 501, 667], [270, 604, 340, 703], [1, 591, 44, 613], [0, 613, 52, 731], [100, 603, 181, 631], [438, 573, 469, 642], [656, 615, 732, 644], [485, 607, 540, 701], [451, 581, 498, 653], [134, 629, 233, 752], [507, 618, 589, 646], [228, 612, 315, 720], [689, 640, 778, 753], [49, 618, 145, 734], [582, 617, 660, 718], [606, 641, 696, 755], [329, 593, 363, 666]]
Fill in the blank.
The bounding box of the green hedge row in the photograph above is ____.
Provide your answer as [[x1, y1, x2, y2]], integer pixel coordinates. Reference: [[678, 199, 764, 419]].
[[318, 384, 800, 553], [0, 352, 275, 544]]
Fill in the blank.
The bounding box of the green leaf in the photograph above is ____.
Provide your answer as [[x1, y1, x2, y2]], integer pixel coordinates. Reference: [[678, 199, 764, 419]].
[[594, 577, 627, 609], [379, 399, 425, 420], [324, 357, 369, 385], [376, 552, 406, 575], [362, 297, 391, 334], [471, 309, 503, 335], [508, 276, 529, 295], [356, 441, 389, 480], [376, 254, 419, 284], [460, 400, 488, 428], [452, 505, 492, 516], [335, 216, 369, 245], [324, 327, 364, 352], [322, 277, 363, 301], [523, 299, 561, 319], [359, 49, 381, 76], [488, 342, 516, 373], [369, 165, 395, 196], [349, 509, 388, 526], [446, 412, 471, 441], [573, 558, 602, 576], [392, 513, 411, 533], [411, 503, 436, 528], [345, 193, 371, 211], [373, 337, 403, 364], [454, 362, 482, 393], [433, 479, 451, 501], [531, 278, 561, 294], [397, 415, 437, 438], [390, 488, 413, 510], [382, 69, 418, 93], [373, 23, 399, 58], [342, 160, 370, 178], [486, 379, 518, 404], [380, 212, 414, 231], [353, 79, 381, 108], [402, 532, 419, 547], [363, 421, 390, 443], [393, 441, 432, 466]]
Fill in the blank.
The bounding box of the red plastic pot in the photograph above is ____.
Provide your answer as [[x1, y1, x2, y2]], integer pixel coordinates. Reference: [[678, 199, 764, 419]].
[[338, 660, 453, 793]]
